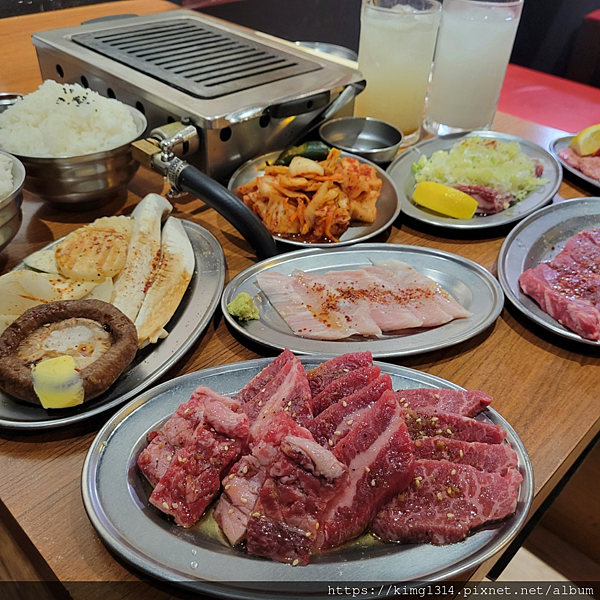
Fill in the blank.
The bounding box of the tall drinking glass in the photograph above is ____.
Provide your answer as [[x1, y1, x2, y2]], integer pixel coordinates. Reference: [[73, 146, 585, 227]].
[[423, 0, 523, 135], [354, 0, 441, 147]]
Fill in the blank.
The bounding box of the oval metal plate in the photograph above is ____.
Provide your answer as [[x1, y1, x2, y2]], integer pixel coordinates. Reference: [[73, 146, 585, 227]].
[[387, 130, 562, 230], [82, 357, 533, 600], [228, 151, 400, 248], [221, 243, 504, 358], [498, 197, 600, 346], [550, 136, 600, 191], [0, 220, 225, 429]]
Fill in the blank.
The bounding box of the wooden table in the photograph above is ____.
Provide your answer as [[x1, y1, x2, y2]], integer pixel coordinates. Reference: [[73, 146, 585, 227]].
[[0, 1, 598, 597]]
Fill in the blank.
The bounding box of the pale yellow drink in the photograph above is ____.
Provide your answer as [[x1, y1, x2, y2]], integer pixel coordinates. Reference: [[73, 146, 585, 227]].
[[424, 0, 523, 134], [355, 0, 441, 146]]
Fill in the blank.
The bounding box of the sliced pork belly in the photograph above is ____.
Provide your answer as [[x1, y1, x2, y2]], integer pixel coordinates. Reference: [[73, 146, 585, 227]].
[[312, 365, 381, 415], [366, 259, 471, 325], [215, 413, 309, 546], [317, 390, 414, 550], [243, 356, 313, 444], [256, 271, 359, 340], [396, 388, 492, 418], [235, 348, 295, 404], [404, 408, 506, 444], [372, 459, 523, 545], [258, 262, 470, 341], [137, 386, 242, 486], [294, 269, 383, 337], [519, 263, 600, 340], [413, 438, 518, 475], [246, 426, 348, 565], [149, 393, 250, 527], [310, 374, 393, 447], [307, 351, 373, 397]]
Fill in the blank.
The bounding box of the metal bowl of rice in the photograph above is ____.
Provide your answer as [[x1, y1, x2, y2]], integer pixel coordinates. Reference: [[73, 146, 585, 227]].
[[0, 82, 147, 208], [0, 150, 25, 253]]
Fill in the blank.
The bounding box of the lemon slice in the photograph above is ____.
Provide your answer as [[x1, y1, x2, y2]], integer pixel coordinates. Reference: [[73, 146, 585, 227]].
[[569, 124, 600, 156], [413, 182, 478, 219]]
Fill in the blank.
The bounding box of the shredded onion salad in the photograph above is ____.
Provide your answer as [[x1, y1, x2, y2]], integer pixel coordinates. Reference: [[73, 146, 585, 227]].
[[413, 137, 548, 202]]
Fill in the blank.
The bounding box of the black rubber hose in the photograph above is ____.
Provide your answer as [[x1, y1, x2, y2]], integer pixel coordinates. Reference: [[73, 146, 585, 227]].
[[176, 164, 278, 259]]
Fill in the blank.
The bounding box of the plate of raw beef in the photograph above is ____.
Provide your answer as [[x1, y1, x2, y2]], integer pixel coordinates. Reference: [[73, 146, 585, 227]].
[[498, 197, 600, 345], [82, 351, 532, 599], [551, 136, 600, 191], [222, 244, 504, 358]]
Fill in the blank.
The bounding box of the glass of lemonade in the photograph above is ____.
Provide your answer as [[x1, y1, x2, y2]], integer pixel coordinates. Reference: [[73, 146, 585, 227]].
[[424, 0, 523, 135], [354, 0, 441, 147]]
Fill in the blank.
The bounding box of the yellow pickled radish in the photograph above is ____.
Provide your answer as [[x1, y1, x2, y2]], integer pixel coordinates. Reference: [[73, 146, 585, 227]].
[[413, 182, 478, 219], [569, 124, 600, 156]]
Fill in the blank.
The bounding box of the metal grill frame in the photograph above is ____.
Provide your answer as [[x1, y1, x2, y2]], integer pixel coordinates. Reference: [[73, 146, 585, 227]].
[[32, 10, 364, 179], [72, 18, 322, 99]]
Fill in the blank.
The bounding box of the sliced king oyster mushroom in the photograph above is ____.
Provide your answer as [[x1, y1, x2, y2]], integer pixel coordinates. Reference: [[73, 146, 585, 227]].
[[111, 194, 173, 322], [23, 250, 60, 274], [135, 217, 194, 348]]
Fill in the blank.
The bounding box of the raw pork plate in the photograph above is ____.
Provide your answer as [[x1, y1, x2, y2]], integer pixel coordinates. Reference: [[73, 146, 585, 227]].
[[256, 259, 471, 341]]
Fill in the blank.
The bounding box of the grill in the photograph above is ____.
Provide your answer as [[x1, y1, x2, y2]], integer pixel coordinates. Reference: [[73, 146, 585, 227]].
[[72, 19, 321, 99], [32, 10, 364, 180]]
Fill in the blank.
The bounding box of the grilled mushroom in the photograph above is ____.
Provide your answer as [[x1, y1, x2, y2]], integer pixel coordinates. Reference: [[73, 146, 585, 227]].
[[0, 299, 137, 408]]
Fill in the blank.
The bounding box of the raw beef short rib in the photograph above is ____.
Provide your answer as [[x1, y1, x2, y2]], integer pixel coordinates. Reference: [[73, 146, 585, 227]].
[[372, 459, 523, 544], [317, 390, 414, 550]]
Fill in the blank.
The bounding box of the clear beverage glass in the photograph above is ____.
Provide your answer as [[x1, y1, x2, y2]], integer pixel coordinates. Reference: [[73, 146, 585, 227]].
[[423, 0, 523, 136], [354, 0, 441, 147]]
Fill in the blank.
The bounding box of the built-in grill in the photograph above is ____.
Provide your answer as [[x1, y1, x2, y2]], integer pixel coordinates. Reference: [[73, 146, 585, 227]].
[[33, 10, 364, 179], [72, 19, 321, 99]]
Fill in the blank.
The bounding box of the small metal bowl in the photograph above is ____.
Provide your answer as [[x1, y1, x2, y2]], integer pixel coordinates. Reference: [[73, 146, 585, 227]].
[[319, 116, 403, 164], [0, 93, 23, 115], [5, 106, 147, 209], [294, 41, 358, 62], [0, 150, 26, 253]]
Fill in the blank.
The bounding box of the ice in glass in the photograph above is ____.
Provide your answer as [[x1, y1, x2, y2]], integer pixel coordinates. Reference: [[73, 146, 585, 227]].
[[424, 0, 523, 135], [355, 0, 441, 147]]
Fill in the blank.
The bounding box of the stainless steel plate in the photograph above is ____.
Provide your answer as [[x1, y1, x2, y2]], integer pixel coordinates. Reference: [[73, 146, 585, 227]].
[[221, 244, 503, 358], [82, 357, 533, 600], [387, 130, 562, 230], [498, 197, 600, 346], [0, 220, 225, 429], [228, 151, 400, 247], [550, 136, 600, 191]]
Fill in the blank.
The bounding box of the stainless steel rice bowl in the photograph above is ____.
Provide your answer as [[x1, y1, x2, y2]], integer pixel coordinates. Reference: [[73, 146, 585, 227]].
[[0, 150, 25, 253], [8, 105, 147, 208]]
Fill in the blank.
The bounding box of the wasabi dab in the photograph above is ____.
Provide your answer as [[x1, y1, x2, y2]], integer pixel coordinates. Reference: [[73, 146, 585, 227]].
[[227, 292, 259, 321]]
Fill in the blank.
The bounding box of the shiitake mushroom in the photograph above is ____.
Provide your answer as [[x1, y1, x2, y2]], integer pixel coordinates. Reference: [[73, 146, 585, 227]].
[[0, 299, 137, 406]]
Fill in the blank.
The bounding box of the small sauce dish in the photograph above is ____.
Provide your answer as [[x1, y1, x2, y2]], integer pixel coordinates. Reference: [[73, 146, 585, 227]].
[[319, 116, 403, 164]]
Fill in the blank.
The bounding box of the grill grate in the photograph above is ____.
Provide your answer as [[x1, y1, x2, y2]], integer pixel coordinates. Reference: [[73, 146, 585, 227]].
[[72, 19, 321, 99]]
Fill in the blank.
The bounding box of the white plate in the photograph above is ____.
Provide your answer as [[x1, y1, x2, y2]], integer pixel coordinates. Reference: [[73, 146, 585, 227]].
[[221, 243, 503, 358], [550, 136, 600, 191], [0, 220, 225, 429], [82, 357, 533, 600], [387, 130, 562, 230], [498, 197, 600, 346], [228, 151, 400, 247]]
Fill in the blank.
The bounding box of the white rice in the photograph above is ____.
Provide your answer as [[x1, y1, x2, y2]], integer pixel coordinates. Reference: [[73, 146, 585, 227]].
[[0, 154, 13, 200], [0, 80, 139, 158]]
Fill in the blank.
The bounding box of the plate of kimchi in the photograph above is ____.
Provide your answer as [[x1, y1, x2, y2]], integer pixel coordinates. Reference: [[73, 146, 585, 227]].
[[228, 149, 401, 247]]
